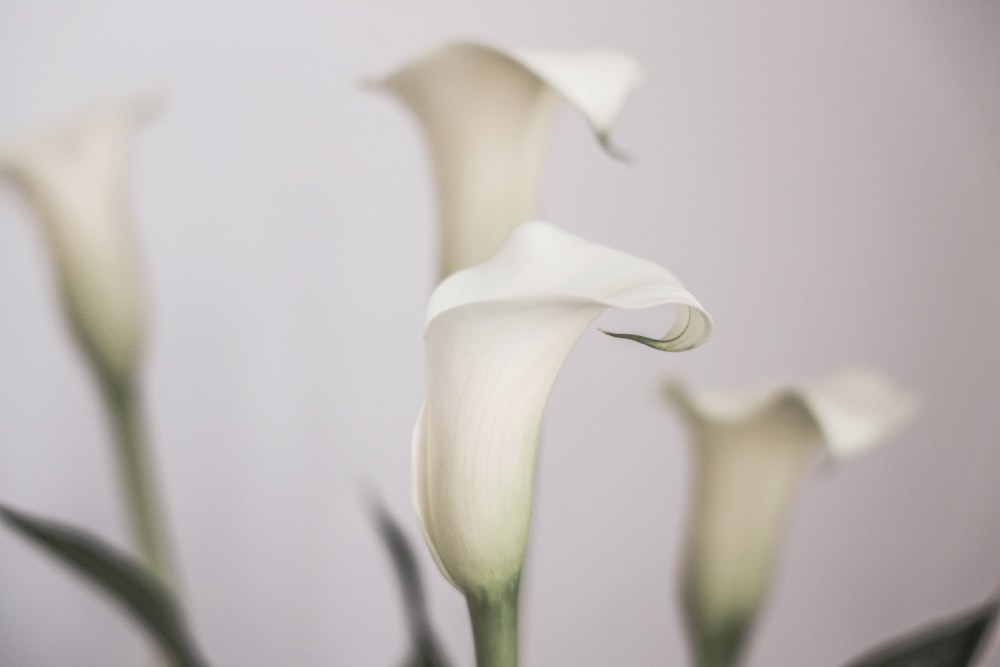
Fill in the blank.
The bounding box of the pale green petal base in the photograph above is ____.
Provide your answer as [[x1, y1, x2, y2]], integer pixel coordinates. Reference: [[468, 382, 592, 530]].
[[684, 602, 754, 667], [467, 582, 519, 667]]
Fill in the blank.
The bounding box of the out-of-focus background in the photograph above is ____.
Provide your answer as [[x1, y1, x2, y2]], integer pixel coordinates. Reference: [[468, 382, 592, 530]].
[[0, 1, 998, 665]]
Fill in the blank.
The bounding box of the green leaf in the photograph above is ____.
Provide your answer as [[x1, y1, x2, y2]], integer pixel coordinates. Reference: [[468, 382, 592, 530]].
[[367, 496, 452, 667], [844, 599, 997, 667], [1, 505, 210, 667]]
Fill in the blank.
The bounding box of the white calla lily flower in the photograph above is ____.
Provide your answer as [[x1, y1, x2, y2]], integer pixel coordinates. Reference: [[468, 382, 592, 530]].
[[0, 93, 160, 391], [668, 367, 917, 667], [415, 221, 711, 611], [371, 41, 646, 277], [1, 95, 176, 586]]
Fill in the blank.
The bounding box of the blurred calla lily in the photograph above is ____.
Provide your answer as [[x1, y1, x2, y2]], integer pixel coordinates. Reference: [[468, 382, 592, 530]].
[[0, 93, 160, 392], [414, 220, 712, 665], [1, 95, 176, 586], [371, 41, 645, 277], [667, 367, 916, 667]]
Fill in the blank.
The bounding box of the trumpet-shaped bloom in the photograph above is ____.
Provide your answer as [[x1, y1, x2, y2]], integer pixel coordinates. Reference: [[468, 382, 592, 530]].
[[371, 41, 645, 277], [414, 221, 712, 597], [0, 94, 159, 391], [667, 367, 917, 667]]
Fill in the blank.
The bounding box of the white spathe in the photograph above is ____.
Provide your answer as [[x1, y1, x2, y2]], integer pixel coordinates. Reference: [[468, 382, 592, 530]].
[[414, 221, 712, 597], [371, 41, 646, 277], [668, 367, 917, 666], [0, 93, 160, 389]]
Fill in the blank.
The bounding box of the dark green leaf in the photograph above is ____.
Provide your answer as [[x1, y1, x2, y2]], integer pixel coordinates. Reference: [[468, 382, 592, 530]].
[[844, 599, 997, 667], [367, 496, 452, 667], [1, 505, 210, 667]]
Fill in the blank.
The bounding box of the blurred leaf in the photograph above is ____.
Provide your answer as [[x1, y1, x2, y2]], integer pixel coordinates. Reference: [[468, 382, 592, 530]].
[[1, 505, 209, 667], [368, 496, 452, 667], [844, 599, 997, 667]]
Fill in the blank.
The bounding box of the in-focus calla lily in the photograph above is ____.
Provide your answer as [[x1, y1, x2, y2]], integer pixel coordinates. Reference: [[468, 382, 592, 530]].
[[371, 41, 645, 277], [414, 220, 712, 665], [0, 93, 160, 393], [667, 367, 917, 667]]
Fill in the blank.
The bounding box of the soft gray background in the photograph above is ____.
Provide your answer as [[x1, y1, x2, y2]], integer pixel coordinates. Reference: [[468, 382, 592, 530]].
[[0, 0, 998, 665]]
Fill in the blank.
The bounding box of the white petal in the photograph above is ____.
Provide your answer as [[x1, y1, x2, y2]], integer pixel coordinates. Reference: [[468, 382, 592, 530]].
[[667, 366, 917, 460], [505, 48, 646, 158], [666, 367, 916, 664], [370, 41, 645, 276], [416, 221, 711, 595], [678, 397, 817, 661], [411, 406, 459, 589], [0, 92, 161, 387]]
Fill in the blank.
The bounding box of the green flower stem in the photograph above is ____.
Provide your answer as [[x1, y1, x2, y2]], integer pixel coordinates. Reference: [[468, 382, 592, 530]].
[[103, 379, 173, 589], [467, 583, 519, 667], [684, 603, 752, 667], [689, 632, 746, 667]]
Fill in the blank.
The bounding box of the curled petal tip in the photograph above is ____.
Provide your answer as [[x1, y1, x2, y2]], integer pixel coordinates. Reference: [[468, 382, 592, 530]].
[[601, 304, 713, 352], [600, 328, 700, 351], [597, 132, 633, 163], [662, 378, 689, 403]]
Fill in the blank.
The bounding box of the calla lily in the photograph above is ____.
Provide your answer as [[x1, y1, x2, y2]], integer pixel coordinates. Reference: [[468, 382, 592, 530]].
[[0, 93, 159, 392], [371, 41, 645, 277], [0, 94, 175, 586], [414, 220, 712, 666], [667, 367, 917, 667]]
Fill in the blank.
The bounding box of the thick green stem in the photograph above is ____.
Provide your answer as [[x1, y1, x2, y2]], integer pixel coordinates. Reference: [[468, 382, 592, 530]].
[[467, 583, 519, 667], [683, 592, 753, 667], [103, 379, 173, 589], [688, 628, 748, 667]]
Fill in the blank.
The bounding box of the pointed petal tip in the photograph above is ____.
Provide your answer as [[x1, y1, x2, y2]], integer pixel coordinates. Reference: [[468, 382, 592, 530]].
[[662, 378, 689, 402], [363, 41, 478, 95], [598, 132, 634, 162], [662, 379, 723, 431], [600, 328, 706, 352], [814, 366, 918, 460], [600, 301, 713, 352]]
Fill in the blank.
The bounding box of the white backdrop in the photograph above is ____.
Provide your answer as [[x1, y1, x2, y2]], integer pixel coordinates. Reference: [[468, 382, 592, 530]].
[[0, 1, 998, 665]]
